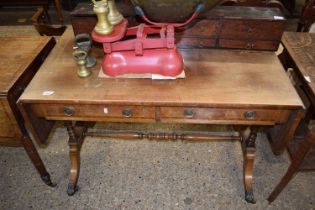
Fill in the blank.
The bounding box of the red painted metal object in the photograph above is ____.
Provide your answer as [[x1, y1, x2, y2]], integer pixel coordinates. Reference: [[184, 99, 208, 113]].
[[92, 4, 204, 77]]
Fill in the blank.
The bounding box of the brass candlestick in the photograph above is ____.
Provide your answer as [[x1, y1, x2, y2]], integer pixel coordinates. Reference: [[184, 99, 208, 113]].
[[92, 0, 114, 35], [108, 0, 123, 25], [73, 50, 91, 78]]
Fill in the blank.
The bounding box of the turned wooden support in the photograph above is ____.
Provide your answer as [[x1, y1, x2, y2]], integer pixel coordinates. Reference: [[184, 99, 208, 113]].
[[86, 131, 241, 141], [243, 126, 258, 204], [64, 121, 91, 195]]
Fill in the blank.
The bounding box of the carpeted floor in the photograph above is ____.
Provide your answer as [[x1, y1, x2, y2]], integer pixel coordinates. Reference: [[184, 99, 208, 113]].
[[0, 3, 315, 210], [0, 122, 315, 210]]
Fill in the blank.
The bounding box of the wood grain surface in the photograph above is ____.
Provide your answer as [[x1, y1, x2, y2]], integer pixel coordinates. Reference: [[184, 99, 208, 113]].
[[0, 36, 52, 94], [282, 32, 315, 99], [19, 28, 303, 109]]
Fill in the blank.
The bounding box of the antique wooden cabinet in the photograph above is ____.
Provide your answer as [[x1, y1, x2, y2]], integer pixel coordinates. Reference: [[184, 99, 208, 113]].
[[0, 36, 55, 146], [71, 4, 285, 51], [176, 6, 285, 50]]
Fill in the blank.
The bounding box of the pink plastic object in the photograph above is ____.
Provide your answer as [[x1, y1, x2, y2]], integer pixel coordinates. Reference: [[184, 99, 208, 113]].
[[104, 49, 183, 77], [92, 4, 204, 77], [104, 24, 182, 76], [92, 22, 184, 77]]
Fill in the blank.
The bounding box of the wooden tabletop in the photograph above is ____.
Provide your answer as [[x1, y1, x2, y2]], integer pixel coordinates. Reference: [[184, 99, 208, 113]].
[[19, 28, 303, 109], [281, 32, 315, 98], [0, 36, 53, 94]]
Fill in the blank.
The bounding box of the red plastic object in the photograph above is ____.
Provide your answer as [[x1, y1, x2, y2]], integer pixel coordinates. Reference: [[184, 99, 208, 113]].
[[103, 48, 183, 76], [93, 23, 184, 77], [91, 4, 204, 77]]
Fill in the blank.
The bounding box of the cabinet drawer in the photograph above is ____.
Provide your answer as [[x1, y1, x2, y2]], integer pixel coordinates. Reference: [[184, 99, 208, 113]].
[[220, 20, 284, 41], [176, 37, 216, 48], [176, 19, 218, 37], [160, 107, 291, 124], [32, 104, 156, 121], [219, 39, 279, 51]]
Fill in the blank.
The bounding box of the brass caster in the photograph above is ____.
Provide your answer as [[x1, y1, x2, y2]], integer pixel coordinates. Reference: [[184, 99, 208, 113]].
[[41, 174, 57, 187], [245, 190, 256, 204], [67, 184, 79, 196]]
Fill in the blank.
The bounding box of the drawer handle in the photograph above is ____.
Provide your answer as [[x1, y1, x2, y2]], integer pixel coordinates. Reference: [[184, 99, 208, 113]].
[[244, 111, 256, 120], [184, 109, 194, 118], [245, 43, 255, 50], [247, 27, 253, 33], [64, 107, 75, 116], [122, 109, 133, 118]]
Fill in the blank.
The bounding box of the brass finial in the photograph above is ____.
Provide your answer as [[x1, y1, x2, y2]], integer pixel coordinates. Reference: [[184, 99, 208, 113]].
[[92, 0, 114, 35], [108, 0, 123, 25]]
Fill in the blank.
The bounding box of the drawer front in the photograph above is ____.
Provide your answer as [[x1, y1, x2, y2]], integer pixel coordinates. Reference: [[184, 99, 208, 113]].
[[160, 107, 291, 124], [176, 37, 216, 48], [220, 20, 284, 41], [32, 104, 156, 121], [219, 39, 279, 51], [176, 19, 218, 37]]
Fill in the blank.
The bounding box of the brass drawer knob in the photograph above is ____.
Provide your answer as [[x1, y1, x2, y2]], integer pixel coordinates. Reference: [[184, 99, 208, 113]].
[[64, 107, 75, 116], [184, 109, 194, 118], [244, 111, 256, 120], [245, 43, 255, 50], [122, 109, 133, 118]]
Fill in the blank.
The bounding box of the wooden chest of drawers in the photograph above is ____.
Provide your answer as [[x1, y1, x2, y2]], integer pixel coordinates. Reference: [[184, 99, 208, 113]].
[[176, 6, 285, 50], [0, 37, 55, 146], [71, 4, 285, 51]]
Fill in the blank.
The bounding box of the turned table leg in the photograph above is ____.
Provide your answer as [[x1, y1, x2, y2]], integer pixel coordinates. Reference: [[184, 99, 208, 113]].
[[21, 135, 56, 187], [64, 121, 90, 195], [268, 128, 315, 203], [65, 121, 81, 195], [243, 126, 258, 204]]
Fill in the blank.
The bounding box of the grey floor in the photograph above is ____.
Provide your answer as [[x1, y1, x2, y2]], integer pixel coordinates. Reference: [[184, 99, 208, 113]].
[[0, 123, 315, 210]]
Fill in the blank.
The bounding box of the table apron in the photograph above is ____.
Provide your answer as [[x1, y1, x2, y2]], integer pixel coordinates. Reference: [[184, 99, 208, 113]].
[[29, 103, 292, 125]]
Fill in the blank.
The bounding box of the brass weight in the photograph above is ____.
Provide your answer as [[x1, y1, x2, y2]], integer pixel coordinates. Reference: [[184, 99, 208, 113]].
[[108, 0, 123, 25], [73, 50, 91, 78], [92, 0, 114, 35]]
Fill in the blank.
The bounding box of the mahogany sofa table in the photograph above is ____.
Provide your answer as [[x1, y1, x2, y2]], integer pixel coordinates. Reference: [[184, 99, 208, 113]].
[[18, 28, 304, 203]]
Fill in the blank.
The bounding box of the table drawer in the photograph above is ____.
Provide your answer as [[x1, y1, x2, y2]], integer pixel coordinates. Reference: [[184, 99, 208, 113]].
[[176, 19, 219, 37], [32, 104, 156, 121], [219, 39, 279, 51], [176, 37, 216, 48], [220, 20, 284, 41], [160, 107, 291, 124]]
